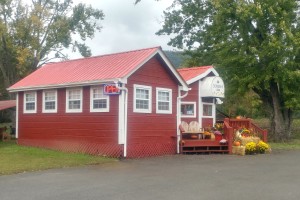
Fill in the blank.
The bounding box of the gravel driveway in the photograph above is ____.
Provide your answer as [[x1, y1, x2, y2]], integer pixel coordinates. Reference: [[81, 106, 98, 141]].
[[0, 150, 299, 200]]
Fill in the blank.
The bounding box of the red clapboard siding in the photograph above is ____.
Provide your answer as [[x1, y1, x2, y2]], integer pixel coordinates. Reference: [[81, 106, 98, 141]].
[[180, 81, 199, 123], [17, 85, 120, 156], [202, 118, 214, 128], [126, 56, 178, 157]]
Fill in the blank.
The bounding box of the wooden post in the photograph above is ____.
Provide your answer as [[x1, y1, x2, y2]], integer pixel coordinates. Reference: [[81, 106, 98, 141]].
[[263, 130, 268, 143], [228, 126, 233, 154]]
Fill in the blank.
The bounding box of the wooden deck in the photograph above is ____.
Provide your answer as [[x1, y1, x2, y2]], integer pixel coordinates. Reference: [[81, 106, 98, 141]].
[[181, 139, 228, 154], [179, 118, 268, 154]]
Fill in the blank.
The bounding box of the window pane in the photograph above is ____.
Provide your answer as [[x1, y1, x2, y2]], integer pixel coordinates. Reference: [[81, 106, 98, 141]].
[[203, 104, 212, 116], [45, 91, 55, 101], [26, 102, 35, 110], [93, 88, 104, 99], [26, 93, 35, 102], [158, 91, 169, 101], [45, 102, 55, 110], [69, 90, 81, 100], [158, 102, 169, 111], [181, 104, 195, 115], [93, 99, 107, 109], [136, 89, 149, 99], [69, 100, 81, 109], [136, 99, 149, 109]]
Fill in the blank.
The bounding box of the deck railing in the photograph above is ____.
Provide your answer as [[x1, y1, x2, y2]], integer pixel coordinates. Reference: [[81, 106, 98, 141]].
[[223, 118, 268, 153], [223, 119, 233, 154]]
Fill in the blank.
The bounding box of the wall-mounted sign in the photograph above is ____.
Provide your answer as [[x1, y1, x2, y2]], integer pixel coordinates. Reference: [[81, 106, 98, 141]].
[[200, 76, 225, 98], [103, 84, 121, 95]]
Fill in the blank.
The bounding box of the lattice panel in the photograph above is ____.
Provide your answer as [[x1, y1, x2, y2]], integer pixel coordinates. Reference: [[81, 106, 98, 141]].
[[18, 139, 123, 158], [127, 141, 177, 158]]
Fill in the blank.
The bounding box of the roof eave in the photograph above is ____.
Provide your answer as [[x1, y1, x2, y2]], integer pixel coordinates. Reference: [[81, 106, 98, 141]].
[[157, 49, 189, 91], [186, 67, 219, 85], [7, 78, 126, 93]]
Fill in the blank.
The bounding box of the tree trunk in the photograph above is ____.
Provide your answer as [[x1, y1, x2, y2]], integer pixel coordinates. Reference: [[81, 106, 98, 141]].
[[269, 80, 292, 142]]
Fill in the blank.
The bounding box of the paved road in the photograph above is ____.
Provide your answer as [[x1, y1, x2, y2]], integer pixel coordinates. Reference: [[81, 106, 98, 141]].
[[1, 150, 300, 200]]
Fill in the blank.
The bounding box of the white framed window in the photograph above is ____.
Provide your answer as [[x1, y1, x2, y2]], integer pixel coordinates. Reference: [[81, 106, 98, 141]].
[[133, 84, 152, 113], [181, 102, 196, 118], [42, 90, 57, 113], [90, 86, 109, 112], [156, 87, 172, 114], [23, 91, 37, 113], [66, 88, 82, 113], [203, 103, 213, 117]]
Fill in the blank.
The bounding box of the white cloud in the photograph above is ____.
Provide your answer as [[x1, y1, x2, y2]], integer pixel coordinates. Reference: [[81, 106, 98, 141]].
[[71, 0, 175, 58]]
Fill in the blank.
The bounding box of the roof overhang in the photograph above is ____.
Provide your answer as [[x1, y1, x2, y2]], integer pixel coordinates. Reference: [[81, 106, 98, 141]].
[[0, 100, 16, 111], [187, 67, 219, 85], [7, 78, 127, 93], [200, 76, 225, 98]]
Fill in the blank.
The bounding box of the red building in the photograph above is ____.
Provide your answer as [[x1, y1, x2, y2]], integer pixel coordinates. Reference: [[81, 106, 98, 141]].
[[178, 66, 224, 127], [8, 47, 189, 158]]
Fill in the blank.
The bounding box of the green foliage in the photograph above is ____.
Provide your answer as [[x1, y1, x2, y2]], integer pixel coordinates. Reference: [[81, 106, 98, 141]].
[[0, 0, 104, 98], [157, 0, 300, 141], [0, 141, 115, 175], [164, 50, 189, 68]]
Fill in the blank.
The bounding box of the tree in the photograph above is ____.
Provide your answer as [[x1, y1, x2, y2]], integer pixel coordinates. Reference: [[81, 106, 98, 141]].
[[152, 0, 300, 141], [0, 0, 104, 98]]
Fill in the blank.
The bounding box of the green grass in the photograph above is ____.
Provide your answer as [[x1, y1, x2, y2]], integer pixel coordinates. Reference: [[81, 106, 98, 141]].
[[269, 139, 300, 150], [0, 141, 116, 175]]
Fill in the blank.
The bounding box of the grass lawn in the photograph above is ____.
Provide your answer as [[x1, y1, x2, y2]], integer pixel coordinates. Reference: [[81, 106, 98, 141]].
[[0, 141, 116, 175], [269, 139, 300, 150]]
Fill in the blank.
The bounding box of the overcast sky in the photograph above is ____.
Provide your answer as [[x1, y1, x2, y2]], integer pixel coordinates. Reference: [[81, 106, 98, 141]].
[[71, 0, 175, 58]]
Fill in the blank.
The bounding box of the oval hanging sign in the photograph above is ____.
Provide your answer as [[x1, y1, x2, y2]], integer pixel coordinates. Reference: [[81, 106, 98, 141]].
[[103, 84, 121, 95]]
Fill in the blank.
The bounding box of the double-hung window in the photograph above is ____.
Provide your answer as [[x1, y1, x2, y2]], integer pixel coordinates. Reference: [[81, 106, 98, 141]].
[[66, 88, 82, 113], [90, 86, 109, 112], [24, 92, 37, 113], [156, 88, 172, 114], [43, 90, 57, 113], [203, 103, 213, 117], [133, 84, 152, 113]]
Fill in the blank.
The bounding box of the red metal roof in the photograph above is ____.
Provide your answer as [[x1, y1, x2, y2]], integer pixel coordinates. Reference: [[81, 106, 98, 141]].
[[8, 47, 162, 91], [177, 66, 213, 82], [0, 100, 16, 111]]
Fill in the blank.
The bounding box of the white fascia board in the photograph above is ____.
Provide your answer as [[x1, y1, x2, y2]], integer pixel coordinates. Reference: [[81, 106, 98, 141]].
[[123, 50, 158, 80], [186, 68, 219, 85], [124, 49, 189, 92], [157, 50, 189, 91], [7, 78, 122, 92]]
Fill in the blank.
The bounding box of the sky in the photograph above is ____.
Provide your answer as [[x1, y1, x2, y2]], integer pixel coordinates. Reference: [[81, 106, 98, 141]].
[[71, 0, 175, 58]]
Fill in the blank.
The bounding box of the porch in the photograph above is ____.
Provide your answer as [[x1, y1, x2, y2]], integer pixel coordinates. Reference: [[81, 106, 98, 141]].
[[180, 118, 268, 154]]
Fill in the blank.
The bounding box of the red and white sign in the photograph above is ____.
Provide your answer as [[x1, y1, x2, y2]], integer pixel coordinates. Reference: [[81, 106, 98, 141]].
[[103, 84, 121, 95]]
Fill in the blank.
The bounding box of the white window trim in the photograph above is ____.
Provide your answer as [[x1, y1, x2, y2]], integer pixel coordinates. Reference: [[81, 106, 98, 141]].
[[42, 90, 57, 113], [156, 87, 172, 114], [23, 91, 37, 114], [90, 86, 109, 112], [133, 84, 152, 113], [181, 101, 196, 118], [66, 88, 83, 113], [202, 103, 214, 118]]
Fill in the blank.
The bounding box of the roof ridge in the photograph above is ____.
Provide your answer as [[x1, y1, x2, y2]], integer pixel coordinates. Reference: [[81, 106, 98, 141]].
[[177, 66, 212, 71], [46, 46, 161, 66]]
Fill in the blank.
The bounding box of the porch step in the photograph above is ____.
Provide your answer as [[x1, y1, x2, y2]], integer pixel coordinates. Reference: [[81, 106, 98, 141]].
[[181, 145, 229, 154]]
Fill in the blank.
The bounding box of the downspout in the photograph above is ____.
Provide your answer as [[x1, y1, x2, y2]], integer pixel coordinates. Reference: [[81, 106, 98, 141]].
[[115, 80, 128, 158], [176, 87, 189, 154], [15, 93, 19, 139]]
